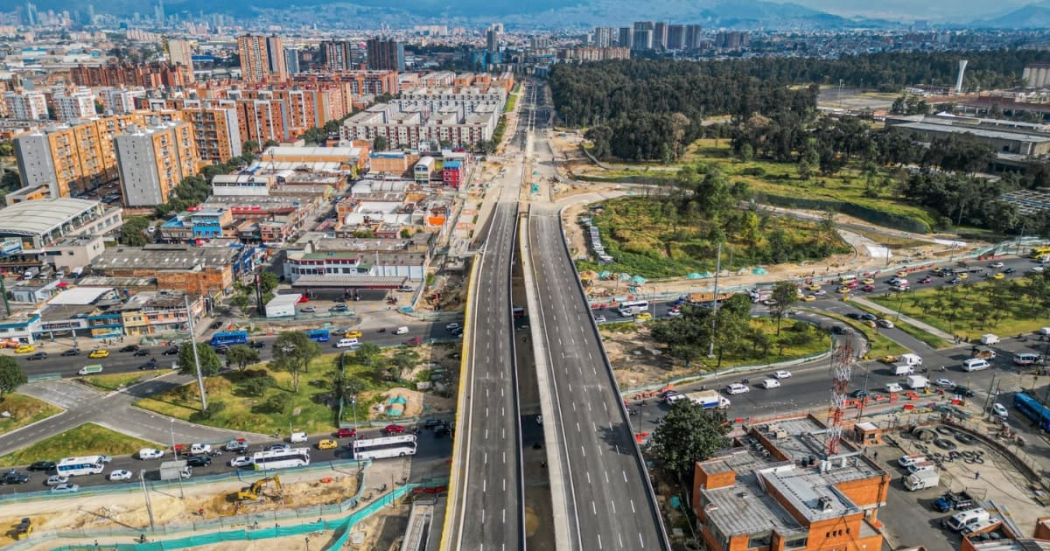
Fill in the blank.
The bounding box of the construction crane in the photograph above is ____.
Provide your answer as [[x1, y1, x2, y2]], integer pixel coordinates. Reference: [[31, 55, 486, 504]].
[[824, 332, 855, 456], [235, 476, 282, 501]]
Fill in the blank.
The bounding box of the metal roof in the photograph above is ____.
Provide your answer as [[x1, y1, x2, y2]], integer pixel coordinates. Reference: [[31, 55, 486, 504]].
[[291, 275, 407, 289], [896, 121, 1050, 143], [0, 198, 101, 237], [267, 294, 302, 307]]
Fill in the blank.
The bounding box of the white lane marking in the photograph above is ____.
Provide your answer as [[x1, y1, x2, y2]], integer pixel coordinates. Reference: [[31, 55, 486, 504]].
[[630, 499, 636, 513], [501, 406, 505, 416], [592, 501, 597, 515], [581, 445, 586, 457], [623, 471, 628, 482], [638, 533, 644, 548], [503, 478, 506, 491], [592, 422, 597, 432], [605, 471, 610, 483], [483, 479, 487, 492], [576, 422, 580, 433], [484, 452, 488, 464], [572, 402, 576, 412], [611, 500, 616, 514], [586, 471, 590, 484], [618, 533, 624, 548], [481, 509, 485, 524], [502, 428, 505, 439], [588, 403, 592, 411], [503, 451, 506, 464], [503, 509, 506, 524], [598, 535, 603, 550]]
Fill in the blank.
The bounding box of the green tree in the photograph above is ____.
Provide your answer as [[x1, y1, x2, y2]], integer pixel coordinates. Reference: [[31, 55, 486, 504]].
[[354, 343, 383, 367], [0, 357, 27, 401], [241, 376, 272, 397], [649, 400, 730, 476], [770, 282, 800, 335], [388, 348, 420, 381], [270, 332, 321, 392], [373, 136, 388, 151], [177, 343, 223, 377], [226, 345, 260, 372], [738, 143, 753, 163], [797, 159, 812, 181], [242, 140, 260, 155], [262, 139, 279, 148], [330, 366, 365, 404], [119, 216, 151, 246], [263, 392, 291, 414], [259, 272, 279, 294]]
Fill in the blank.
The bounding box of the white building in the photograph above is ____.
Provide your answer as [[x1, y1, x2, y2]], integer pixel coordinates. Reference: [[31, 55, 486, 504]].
[[3, 90, 48, 120], [98, 87, 146, 115], [52, 88, 97, 122]]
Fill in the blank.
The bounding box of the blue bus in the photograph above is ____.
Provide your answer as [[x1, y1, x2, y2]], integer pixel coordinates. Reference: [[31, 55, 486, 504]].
[[210, 330, 249, 346], [307, 329, 330, 342], [1013, 392, 1050, 431]]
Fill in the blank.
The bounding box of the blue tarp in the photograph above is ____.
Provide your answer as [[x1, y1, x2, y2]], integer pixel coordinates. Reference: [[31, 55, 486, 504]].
[[752, 267, 769, 275]]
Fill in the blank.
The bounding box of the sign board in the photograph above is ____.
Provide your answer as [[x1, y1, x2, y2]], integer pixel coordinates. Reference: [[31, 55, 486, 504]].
[[0, 240, 22, 256], [158, 460, 187, 481]]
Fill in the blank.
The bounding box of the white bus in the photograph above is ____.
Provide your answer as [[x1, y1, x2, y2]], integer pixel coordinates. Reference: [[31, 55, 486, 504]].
[[56, 456, 106, 477], [617, 300, 649, 317], [251, 448, 310, 471], [351, 436, 418, 460]]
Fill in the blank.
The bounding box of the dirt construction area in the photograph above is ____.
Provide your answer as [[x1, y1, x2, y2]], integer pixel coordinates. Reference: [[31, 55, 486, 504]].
[[600, 325, 689, 390]]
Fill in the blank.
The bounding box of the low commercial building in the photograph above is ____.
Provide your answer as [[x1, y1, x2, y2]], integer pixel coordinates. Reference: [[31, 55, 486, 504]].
[[415, 156, 435, 183], [119, 291, 205, 336], [887, 114, 1050, 157], [692, 416, 888, 551], [443, 160, 463, 188], [282, 237, 429, 288], [0, 199, 122, 273], [265, 293, 300, 318], [89, 244, 239, 296]]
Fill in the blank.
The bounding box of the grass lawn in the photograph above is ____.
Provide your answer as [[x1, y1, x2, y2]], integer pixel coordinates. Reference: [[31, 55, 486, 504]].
[[504, 91, 518, 113], [715, 318, 832, 369], [135, 352, 400, 436], [0, 394, 62, 434], [80, 371, 163, 392], [802, 308, 908, 359], [0, 422, 158, 468], [869, 281, 1050, 340], [848, 301, 952, 349]]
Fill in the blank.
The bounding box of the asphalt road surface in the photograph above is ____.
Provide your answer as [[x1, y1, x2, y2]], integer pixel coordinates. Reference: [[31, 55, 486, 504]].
[[529, 208, 668, 551]]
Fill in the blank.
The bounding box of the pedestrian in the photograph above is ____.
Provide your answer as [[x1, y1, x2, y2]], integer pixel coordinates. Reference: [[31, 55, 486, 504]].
[[873, 451, 878, 461], [974, 471, 980, 480]]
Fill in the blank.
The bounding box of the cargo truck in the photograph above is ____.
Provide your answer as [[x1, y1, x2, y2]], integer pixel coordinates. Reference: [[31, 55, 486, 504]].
[[685, 390, 731, 410], [904, 469, 939, 491]]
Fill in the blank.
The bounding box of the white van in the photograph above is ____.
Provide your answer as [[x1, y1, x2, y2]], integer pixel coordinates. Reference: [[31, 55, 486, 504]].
[[838, 274, 858, 285], [335, 338, 359, 348], [1013, 352, 1041, 366], [725, 383, 750, 395], [290, 432, 308, 443], [78, 364, 103, 375], [395, 326, 409, 335], [944, 508, 990, 532], [898, 454, 926, 468], [962, 358, 990, 372], [907, 461, 935, 474]]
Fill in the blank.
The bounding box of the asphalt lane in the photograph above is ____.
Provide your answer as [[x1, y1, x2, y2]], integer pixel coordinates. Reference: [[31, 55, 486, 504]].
[[530, 210, 668, 551]]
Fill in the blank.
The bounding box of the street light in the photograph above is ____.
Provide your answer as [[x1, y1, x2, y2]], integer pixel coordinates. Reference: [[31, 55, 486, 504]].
[[170, 419, 184, 499]]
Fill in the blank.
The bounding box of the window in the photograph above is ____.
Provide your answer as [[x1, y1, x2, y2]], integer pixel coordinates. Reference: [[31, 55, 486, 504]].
[[747, 532, 772, 548], [784, 536, 808, 549]]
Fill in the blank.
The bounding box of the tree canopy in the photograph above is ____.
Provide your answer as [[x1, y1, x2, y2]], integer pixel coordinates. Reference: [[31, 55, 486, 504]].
[[649, 399, 730, 476], [177, 343, 223, 377], [270, 332, 322, 392], [0, 357, 27, 401]]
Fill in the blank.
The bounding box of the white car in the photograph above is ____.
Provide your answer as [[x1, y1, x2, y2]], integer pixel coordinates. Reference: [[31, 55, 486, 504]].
[[885, 383, 903, 393], [290, 432, 308, 444], [990, 262, 1005, 269], [228, 456, 253, 468], [773, 370, 792, 379], [594, 315, 606, 323], [667, 310, 682, 317], [1031, 266, 1046, 274], [138, 448, 164, 460], [877, 319, 894, 329], [992, 403, 1008, 418], [762, 379, 781, 389], [812, 290, 827, 296], [45, 474, 69, 486], [189, 443, 212, 455], [1041, 327, 1050, 336], [726, 383, 750, 395], [108, 470, 132, 481], [445, 323, 461, 331], [935, 378, 956, 388]]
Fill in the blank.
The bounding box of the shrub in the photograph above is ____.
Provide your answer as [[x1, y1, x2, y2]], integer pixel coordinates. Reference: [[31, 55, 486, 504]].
[[261, 393, 291, 414], [190, 400, 226, 422]]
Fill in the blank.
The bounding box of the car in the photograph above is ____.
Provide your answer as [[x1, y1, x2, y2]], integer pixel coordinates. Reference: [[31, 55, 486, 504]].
[[451, 326, 464, 336], [45, 475, 69, 486], [594, 315, 606, 323], [774, 370, 792, 379], [248, 340, 265, 349], [920, 276, 933, 284], [806, 284, 822, 291], [1031, 266, 1046, 274], [60, 348, 81, 357], [139, 358, 158, 370], [14, 344, 34, 354], [89, 349, 109, 359], [1004, 267, 1017, 274], [935, 378, 956, 389], [953, 385, 977, 397], [406, 337, 424, 346], [317, 439, 338, 450], [445, 323, 461, 332], [138, 448, 164, 460], [119, 345, 139, 353], [329, 305, 349, 313], [990, 262, 1005, 269], [297, 295, 310, 303], [224, 439, 248, 452], [27, 352, 48, 361], [635, 312, 652, 321], [336, 427, 357, 439], [812, 289, 827, 296], [210, 321, 223, 330], [667, 309, 683, 316], [837, 286, 851, 294], [134, 348, 150, 356], [876, 319, 894, 329], [859, 313, 878, 321], [99, 455, 112, 463], [762, 379, 781, 389], [801, 295, 816, 302], [831, 325, 848, 335], [344, 330, 362, 339], [27, 461, 55, 472], [163, 346, 179, 355], [725, 383, 750, 395], [847, 312, 863, 320], [536, 415, 543, 425], [862, 278, 875, 285], [992, 273, 1005, 280], [885, 383, 904, 393], [435, 426, 452, 438], [850, 389, 870, 399], [265, 444, 290, 452], [228, 456, 253, 468], [992, 403, 1008, 418], [185, 456, 212, 467], [108, 470, 132, 481], [213, 345, 229, 354], [2, 471, 29, 484], [422, 418, 442, 429], [383, 424, 406, 435], [949, 277, 963, 285], [50, 483, 79, 494], [861, 284, 876, 292], [301, 306, 317, 313]]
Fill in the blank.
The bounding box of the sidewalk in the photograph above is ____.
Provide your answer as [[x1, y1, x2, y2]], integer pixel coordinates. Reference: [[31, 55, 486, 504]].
[[849, 296, 955, 341]]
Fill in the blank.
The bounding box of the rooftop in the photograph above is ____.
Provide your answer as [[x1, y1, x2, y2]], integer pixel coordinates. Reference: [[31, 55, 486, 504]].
[[0, 198, 102, 237], [92, 245, 238, 271], [47, 286, 114, 305], [896, 121, 1050, 143]]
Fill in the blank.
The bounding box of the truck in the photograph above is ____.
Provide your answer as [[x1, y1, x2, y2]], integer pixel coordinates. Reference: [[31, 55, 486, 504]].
[[980, 334, 1001, 345], [906, 375, 929, 390], [933, 491, 976, 513], [685, 390, 731, 410], [894, 363, 916, 376], [748, 289, 772, 304], [898, 353, 923, 366], [904, 469, 939, 491]]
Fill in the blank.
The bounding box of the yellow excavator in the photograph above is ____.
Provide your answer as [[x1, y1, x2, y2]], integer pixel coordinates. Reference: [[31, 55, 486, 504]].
[[236, 476, 282, 501], [13, 518, 32, 540]]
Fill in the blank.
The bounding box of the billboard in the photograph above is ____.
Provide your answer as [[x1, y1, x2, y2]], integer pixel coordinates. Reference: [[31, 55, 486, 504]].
[[0, 240, 22, 256]]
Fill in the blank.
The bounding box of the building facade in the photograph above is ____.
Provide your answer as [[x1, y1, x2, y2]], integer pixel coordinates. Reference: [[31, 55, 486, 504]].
[[166, 38, 195, 79], [366, 38, 405, 71], [3, 90, 48, 120], [238, 34, 288, 83], [52, 88, 96, 122], [114, 121, 198, 207]]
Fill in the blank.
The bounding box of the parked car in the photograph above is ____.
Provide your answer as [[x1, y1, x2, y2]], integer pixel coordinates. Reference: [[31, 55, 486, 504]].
[[50, 483, 79, 494], [45, 475, 69, 486], [108, 470, 133, 481], [850, 389, 870, 399], [445, 323, 461, 331], [953, 385, 977, 397], [435, 425, 452, 438], [423, 419, 442, 429], [28, 461, 55, 472], [406, 337, 424, 346], [594, 315, 606, 323], [329, 305, 349, 313], [300, 306, 317, 313], [248, 340, 265, 349], [210, 321, 223, 330]]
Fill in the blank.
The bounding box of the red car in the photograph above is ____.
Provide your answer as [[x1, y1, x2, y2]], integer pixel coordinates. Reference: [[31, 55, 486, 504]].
[[297, 295, 310, 303], [383, 424, 405, 435], [920, 276, 933, 284], [336, 428, 357, 439], [861, 284, 875, 292], [406, 337, 423, 346]]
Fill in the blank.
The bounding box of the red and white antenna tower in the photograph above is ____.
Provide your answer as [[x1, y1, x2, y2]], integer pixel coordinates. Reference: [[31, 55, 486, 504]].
[[824, 333, 855, 456]]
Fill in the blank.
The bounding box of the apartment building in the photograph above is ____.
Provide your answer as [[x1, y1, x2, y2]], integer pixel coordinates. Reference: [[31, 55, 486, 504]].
[[321, 40, 358, 71], [114, 121, 198, 207], [98, 87, 145, 115], [166, 38, 195, 78], [14, 114, 149, 198], [666, 25, 685, 50], [3, 90, 48, 120], [593, 27, 614, 47], [52, 88, 96, 122], [366, 38, 405, 71], [238, 34, 288, 83], [560, 47, 630, 61], [685, 24, 703, 49], [119, 291, 205, 337], [177, 106, 242, 163], [693, 416, 888, 551], [70, 62, 193, 88]]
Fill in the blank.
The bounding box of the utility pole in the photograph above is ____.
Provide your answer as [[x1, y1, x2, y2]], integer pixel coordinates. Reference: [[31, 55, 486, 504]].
[[139, 470, 155, 531], [708, 242, 722, 358], [184, 294, 207, 411]]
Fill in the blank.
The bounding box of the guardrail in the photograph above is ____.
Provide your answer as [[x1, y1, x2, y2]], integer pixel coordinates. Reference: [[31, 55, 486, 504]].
[[27, 372, 62, 383]]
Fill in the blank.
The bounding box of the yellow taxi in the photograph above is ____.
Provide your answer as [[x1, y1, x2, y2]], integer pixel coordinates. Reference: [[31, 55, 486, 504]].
[[806, 284, 822, 291], [837, 286, 851, 294], [958, 273, 968, 280], [317, 439, 338, 450], [344, 330, 362, 339], [862, 278, 875, 285], [14, 344, 34, 354], [896, 270, 908, 278], [88, 349, 109, 359], [635, 312, 652, 321], [801, 295, 816, 302], [992, 273, 1005, 280]]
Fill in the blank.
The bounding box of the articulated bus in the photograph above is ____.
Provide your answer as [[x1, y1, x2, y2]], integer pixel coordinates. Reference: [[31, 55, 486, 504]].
[[351, 436, 418, 460], [210, 331, 248, 346], [56, 456, 107, 477], [617, 300, 649, 317], [1014, 392, 1050, 432], [306, 329, 330, 343], [251, 448, 311, 470], [1029, 246, 1050, 259]]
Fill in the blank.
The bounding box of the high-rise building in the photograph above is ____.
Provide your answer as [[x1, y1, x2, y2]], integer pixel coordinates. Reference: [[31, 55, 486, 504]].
[[98, 87, 145, 115], [486, 24, 501, 53], [178, 107, 242, 163], [685, 24, 702, 49], [716, 31, 749, 50], [166, 38, 194, 76], [653, 22, 668, 50], [153, 0, 164, 25], [594, 27, 613, 48], [115, 121, 198, 207], [238, 34, 288, 83], [666, 25, 685, 50], [633, 21, 655, 32], [632, 28, 653, 51], [3, 90, 48, 120], [366, 38, 404, 71], [25, 2, 37, 26], [284, 46, 301, 75], [322, 40, 357, 71], [52, 88, 97, 121], [617, 27, 633, 49]]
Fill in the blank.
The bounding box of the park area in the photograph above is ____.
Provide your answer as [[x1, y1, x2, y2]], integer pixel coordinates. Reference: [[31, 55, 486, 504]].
[[0, 423, 157, 468], [869, 277, 1050, 340], [0, 393, 62, 435]]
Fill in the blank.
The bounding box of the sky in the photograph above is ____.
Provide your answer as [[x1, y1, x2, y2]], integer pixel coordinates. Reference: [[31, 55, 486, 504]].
[[772, 0, 1038, 21]]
